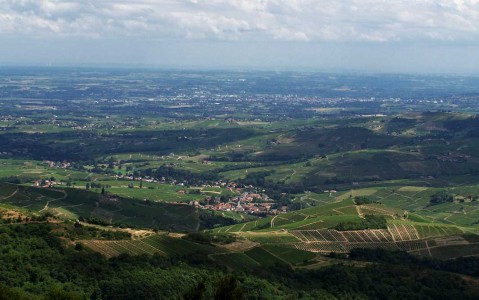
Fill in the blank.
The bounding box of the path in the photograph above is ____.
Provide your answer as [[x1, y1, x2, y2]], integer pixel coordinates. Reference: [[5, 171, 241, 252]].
[[425, 240, 432, 257], [355, 206, 364, 218], [238, 223, 247, 232], [270, 214, 279, 228], [442, 214, 458, 225], [261, 246, 294, 269], [280, 169, 297, 181], [195, 207, 200, 231], [39, 190, 68, 213], [302, 195, 328, 204], [0, 187, 19, 200], [79, 221, 157, 238]]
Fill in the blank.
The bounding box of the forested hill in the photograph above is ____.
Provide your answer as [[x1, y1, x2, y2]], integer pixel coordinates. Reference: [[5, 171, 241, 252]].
[[0, 222, 478, 299]]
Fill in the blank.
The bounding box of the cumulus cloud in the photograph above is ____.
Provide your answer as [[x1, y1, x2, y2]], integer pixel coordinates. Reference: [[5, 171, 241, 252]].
[[0, 0, 478, 43]]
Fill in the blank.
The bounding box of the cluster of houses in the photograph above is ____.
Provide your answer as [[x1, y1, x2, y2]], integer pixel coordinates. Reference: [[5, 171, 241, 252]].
[[43, 160, 71, 169], [436, 152, 470, 163], [115, 174, 160, 184], [189, 192, 288, 215], [33, 179, 57, 188], [39, 158, 287, 216]]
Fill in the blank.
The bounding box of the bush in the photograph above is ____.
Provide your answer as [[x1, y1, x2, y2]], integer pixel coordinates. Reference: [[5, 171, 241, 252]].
[[334, 215, 387, 231], [354, 196, 373, 205], [430, 190, 454, 205]]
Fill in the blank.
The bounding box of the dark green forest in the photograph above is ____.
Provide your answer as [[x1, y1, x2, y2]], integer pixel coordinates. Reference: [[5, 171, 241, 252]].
[[0, 223, 478, 300]]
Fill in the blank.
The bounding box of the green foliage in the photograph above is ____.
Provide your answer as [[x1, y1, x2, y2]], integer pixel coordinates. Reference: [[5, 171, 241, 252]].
[[214, 275, 244, 300], [430, 190, 454, 205], [354, 196, 374, 205], [144, 165, 220, 184], [240, 170, 275, 187], [82, 216, 110, 226], [199, 211, 237, 229], [62, 223, 132, 240], [45, 286, 84, 300], [0, 284, 35, 300], [262, 245, 316, 265], [0, 203, 478, 299], [244, 247, 288, 268], [334, 215, 387, 231], [184, 232, 236, 245], [349, 247, 479, 277], [183, 281, 206, 300], [1, 184, 201, 231]]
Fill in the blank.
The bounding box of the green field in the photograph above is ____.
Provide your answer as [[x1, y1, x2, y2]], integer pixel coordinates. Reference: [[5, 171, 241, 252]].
[[244, 247, 288, 267], [80, 233, 223, 258], [209, 183, 479, 260], [0, 183, 201, 231], [262, 245, 317, 265], [210, 253, 261, 271], [2, 111, 479, 263]]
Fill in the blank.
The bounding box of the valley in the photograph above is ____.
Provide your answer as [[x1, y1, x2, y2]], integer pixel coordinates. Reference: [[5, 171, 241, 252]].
[[1, 69, 479, 298]]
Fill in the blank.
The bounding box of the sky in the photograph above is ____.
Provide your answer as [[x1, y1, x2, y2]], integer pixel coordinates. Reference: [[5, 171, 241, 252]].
[[1, 0, 479, 73]]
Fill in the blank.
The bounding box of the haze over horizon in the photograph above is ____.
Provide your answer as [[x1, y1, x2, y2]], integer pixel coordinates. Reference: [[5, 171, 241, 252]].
[[1, 0, 479, 74]]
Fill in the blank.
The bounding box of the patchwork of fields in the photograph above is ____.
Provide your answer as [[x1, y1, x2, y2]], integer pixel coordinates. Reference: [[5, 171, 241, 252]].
[[209, 186, 479, 260]]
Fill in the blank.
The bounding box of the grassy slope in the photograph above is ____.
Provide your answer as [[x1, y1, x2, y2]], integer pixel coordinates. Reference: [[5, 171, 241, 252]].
[[0, 184, 200, 231], [211, 185, 479, 260]]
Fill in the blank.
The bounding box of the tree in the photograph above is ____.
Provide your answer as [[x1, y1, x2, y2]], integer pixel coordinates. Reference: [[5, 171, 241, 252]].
[[354, 196, 373, 205], [85, 183, 90, 190], [75, 243, 83, 251], [430, 190, 454, 205], [183, 281, 206, 300], [214, 276, 244, 300]]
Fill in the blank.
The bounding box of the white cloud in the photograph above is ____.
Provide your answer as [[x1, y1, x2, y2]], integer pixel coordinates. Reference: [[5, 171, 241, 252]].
[[0, 0, 478, 43]]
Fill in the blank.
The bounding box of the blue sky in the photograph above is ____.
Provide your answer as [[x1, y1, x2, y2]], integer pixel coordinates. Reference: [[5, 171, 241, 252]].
[[1, 0, 479, 73]]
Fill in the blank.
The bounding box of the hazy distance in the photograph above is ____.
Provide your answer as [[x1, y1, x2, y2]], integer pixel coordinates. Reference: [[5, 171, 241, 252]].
[[1, 0, 478, 74]]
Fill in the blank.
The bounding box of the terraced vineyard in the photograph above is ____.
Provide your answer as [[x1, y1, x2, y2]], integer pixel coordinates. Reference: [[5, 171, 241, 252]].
[[290, 224, 421, 244], [415, 224, 465, 238], [281, 223, 470, 254], [358, 204, 405, 218], [80, 234, 222, 258], [289, 239, 444, 253], [387, 224, 419, 241], [69, 182, 479, 260], [211, 192, 479, 259]]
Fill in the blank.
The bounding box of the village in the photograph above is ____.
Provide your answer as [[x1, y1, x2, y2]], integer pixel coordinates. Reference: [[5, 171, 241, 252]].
[[36, 159, 287, 217], [188, 190, 288, 216]]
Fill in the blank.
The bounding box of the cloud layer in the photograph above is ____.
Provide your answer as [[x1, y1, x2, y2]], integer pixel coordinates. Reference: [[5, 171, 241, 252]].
[[1, 0, 479, 43]]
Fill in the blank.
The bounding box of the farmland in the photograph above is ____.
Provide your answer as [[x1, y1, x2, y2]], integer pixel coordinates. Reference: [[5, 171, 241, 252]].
[[1, 69, 479, 298], [0, 183, 202, 231], [79, 234, 223, 258], [210, 186, 479, 260]]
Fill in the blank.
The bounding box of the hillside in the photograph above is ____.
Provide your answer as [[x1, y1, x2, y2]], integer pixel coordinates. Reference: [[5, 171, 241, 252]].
[[1, 69, 479, 298], [0, 183, 201, 231], [211, 185, 479, 260], [1, 221, 479, 299]]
